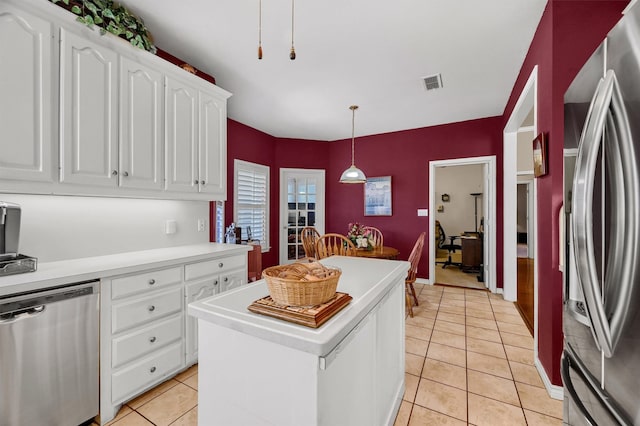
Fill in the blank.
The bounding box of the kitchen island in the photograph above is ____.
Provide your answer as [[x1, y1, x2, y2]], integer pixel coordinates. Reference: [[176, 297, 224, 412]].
[[188, 256, 409, 426]]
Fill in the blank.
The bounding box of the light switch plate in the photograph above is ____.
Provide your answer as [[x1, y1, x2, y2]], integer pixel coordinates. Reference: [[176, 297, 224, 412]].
[[417, 209, 428, 217]]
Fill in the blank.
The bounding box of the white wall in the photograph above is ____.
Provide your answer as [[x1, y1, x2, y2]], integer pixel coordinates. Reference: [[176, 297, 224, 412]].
[[434, 164, 484, 237], [517, 129, 535, 172], [0, 194, 210, 262]]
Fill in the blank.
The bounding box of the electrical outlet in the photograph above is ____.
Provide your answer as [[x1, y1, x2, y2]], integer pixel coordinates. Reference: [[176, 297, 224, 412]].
[[197, 219, 206, 232]]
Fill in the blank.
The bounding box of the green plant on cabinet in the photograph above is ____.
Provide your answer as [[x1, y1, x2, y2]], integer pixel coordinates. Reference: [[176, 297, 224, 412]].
[[49, 0, 155, 53]]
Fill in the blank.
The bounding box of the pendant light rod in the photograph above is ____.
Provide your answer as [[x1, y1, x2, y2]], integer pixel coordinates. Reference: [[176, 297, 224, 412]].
[[258, 0, 263, 59], [290, 0, 296, 60], [350, 105, 358, 166]]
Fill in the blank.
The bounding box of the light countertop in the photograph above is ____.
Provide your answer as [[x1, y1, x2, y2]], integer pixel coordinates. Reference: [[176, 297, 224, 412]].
[[0, 243, 251, 297], [188, 256, 410, 357]]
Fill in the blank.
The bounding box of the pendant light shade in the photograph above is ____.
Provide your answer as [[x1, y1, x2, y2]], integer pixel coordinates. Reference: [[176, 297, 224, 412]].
[[340, 105, 366, 184]]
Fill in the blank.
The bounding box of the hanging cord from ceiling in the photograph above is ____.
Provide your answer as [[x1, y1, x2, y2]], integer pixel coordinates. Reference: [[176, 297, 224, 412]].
[[290, 0, 296, 60], [258, 0, 263, 59]]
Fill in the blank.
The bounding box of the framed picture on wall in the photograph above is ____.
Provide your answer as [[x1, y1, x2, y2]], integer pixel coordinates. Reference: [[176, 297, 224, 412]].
[[533, 133, 547, 177], [364, 176, 392, 216]]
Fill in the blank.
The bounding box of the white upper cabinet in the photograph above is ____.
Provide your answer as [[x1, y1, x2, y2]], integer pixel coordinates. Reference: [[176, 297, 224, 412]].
[[0, 4, 53, 182], [165, 76, 199, 193], [1, 0, 230, 200], [119, 57, 163, 190], [59, 27, 118, 187], [165, 76, 230, 197], [199, 89, 227, 198]]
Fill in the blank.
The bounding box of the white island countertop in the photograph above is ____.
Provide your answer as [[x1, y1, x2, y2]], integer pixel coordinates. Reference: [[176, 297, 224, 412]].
[[0, 243, 251, 296], [188, 256, 410, 357]]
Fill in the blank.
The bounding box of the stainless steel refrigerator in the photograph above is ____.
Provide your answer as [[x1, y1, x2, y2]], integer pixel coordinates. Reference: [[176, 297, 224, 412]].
[[563, 3, 640, 425]]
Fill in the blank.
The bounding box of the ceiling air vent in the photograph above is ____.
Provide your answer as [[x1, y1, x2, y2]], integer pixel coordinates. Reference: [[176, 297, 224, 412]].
[[422, 73, 443, 91]]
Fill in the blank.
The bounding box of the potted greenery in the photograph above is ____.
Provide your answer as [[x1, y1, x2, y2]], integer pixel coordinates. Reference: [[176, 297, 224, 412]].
[[49, 0, 156, 53]]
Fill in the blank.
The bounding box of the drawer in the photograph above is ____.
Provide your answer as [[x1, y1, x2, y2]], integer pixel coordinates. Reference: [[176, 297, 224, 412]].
[[111, 266, 182, 299], [111, 342, 183, 404], [185, 255, 246, 281], [112, 314, 182, 369], [112, 287, 182, 334]]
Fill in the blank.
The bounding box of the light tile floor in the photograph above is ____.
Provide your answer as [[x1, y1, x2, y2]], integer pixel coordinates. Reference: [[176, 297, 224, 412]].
[[397, 284, 563, 426], [97, 284, 562, 426]]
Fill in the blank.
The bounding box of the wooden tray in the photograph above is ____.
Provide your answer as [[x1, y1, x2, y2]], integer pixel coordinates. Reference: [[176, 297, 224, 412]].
[[248, 292, 352, 328]]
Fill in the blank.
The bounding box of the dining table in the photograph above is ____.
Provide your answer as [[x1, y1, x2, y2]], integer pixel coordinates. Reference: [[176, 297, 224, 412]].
[[354, 246, 400, 260]]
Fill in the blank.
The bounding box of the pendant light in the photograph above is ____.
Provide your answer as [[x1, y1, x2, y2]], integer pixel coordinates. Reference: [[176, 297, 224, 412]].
[[340, 105, 367, 184]]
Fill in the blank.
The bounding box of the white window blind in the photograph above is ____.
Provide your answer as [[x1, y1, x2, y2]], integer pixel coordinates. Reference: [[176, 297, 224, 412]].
[[234, 160, 269, 251]]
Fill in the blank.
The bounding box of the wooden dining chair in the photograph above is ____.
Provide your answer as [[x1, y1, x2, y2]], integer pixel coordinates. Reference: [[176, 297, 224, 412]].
[[300, 226, 321, 259], [315, 233, 357, 259], [364, 226, 384, 251], [405, 232, 426, 317]]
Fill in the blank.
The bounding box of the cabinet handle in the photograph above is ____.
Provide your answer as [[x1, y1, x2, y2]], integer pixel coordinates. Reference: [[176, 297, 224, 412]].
[[224, 277, 229, 282], [112, 170, 118, 176], [218, 262, 224, 268], [123, 171, 129, 177], [148, 279, 156, 285], [150, 366, 156, 373], [213, 280, 219, 286], [194, 179, 199, 185], [149, 336, 157, 343], [201, 180, 206, 185], [148, 305, 155, 312]]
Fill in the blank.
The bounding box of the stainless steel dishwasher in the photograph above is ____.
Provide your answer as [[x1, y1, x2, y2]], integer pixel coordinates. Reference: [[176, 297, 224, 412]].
[[0, 280, 99, 426]]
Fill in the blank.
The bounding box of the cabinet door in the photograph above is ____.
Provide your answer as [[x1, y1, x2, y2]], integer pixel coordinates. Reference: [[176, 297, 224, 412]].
[[198, 89, 226, 197], [0, 4, 53, 182], [60, 28, 118, 186], [375, 284, 405, 425], [185, 278, 217, 365], [165, 76, 198, 192], [119, 56, 163, 190], [219, 269, 246, 293]]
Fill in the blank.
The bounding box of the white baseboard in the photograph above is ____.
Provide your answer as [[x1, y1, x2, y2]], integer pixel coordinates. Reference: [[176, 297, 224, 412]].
[[534, 358, 564, 400], [416, 278, 430, 285]]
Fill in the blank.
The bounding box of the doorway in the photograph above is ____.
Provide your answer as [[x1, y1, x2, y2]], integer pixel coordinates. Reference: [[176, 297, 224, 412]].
[[516, 181, 535, 332], [429, 156, 497, 293], [279, 169, 325, 264], [433, 163, 486, 290], [503, 66, 538, 342]]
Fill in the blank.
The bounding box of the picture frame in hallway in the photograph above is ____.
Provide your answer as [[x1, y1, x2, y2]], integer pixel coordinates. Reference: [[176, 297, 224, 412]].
[[533, 133, 547, 177], [364, 176, 392, 216]]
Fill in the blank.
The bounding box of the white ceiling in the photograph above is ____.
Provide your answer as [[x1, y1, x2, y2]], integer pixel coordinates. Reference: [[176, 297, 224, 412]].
[[124, 0, 547, 141]]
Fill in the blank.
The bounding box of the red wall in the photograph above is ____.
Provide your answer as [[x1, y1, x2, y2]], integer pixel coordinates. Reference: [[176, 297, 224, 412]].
[[217, 0, 626, 389], [325, 118, 503, 279], [501, 0, 626, 385]]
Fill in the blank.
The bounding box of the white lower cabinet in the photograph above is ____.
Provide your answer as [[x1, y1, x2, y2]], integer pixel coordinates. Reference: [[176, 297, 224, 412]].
[[184, 254, 247, 366], [100, 252, 248, 425]]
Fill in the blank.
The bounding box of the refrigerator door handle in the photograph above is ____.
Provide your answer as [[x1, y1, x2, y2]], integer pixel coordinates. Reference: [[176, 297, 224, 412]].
[[562, 346, 632, 426], [572, 69, 639, 358], [561, 352, 597, 426]]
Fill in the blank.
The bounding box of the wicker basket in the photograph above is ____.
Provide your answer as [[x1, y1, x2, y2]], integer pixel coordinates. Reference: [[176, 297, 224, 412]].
[[262, 262, 341, 306]]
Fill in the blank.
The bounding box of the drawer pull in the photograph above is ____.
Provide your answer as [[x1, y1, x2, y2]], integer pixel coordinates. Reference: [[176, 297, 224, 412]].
[[148, 305, 156, 312], [214, 280, 219, 286], [224, 277, 229, 282], [148, 279, 156, 285], [149, 336, 157, 343], [150, 366, 156, 373], [218, 262, 224, 268]]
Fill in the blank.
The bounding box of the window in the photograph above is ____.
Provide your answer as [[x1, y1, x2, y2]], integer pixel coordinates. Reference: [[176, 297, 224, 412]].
[[234, 160, 269, 251], [213, 200, 224, 243]]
